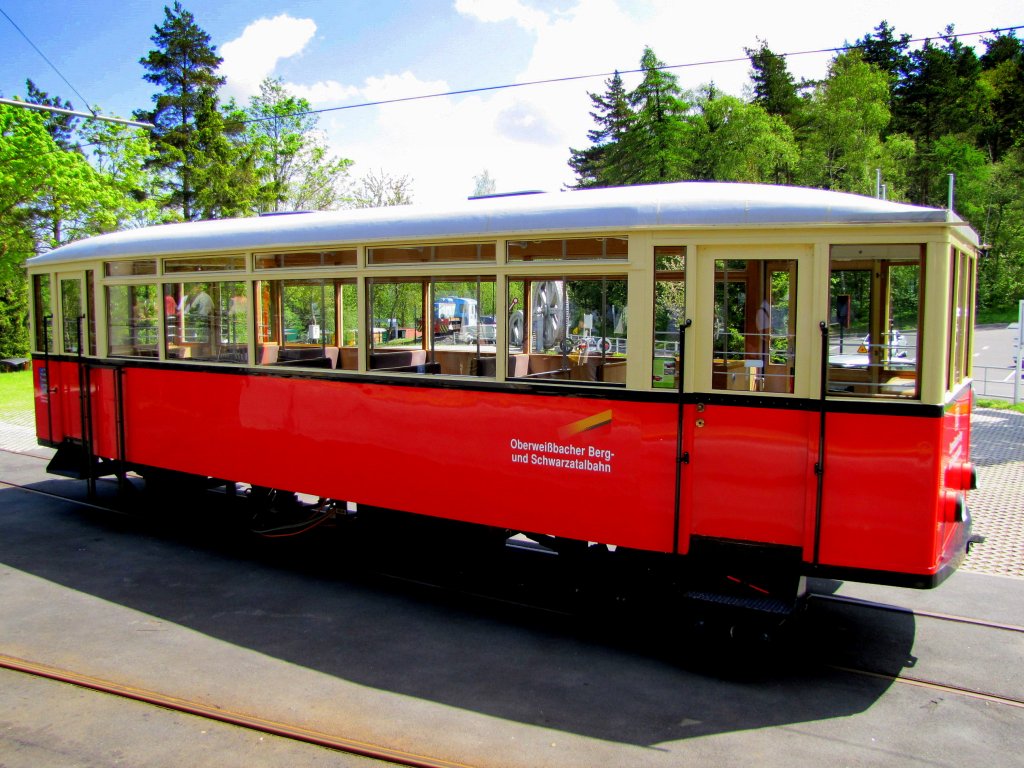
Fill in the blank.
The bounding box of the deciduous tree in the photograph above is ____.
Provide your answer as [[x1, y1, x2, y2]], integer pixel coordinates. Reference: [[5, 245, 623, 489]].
[[241, 78, 353, 212]]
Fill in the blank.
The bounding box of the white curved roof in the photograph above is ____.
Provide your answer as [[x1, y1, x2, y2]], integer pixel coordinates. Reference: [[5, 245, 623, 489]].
[[27, 182, 973, 267]]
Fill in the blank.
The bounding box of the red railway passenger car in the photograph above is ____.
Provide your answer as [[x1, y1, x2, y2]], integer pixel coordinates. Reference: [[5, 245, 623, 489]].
[[26, 182, 979, 612]]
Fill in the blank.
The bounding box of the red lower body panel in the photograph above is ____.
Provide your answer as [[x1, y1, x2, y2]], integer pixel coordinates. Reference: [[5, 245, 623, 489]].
[[34, 358, 972, 585]]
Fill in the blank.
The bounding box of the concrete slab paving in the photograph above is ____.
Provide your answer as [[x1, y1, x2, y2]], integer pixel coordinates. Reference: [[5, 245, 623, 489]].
[[0, 667, 379, 768], [1, 446, 1022, 768], [1, 401, 1022, 767]]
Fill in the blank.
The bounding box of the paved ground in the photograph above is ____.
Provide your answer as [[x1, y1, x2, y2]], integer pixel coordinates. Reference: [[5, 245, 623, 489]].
[[963, 407, 1024, 578], [1, 383, 1022, 767], [1, 447, 1022, 768]]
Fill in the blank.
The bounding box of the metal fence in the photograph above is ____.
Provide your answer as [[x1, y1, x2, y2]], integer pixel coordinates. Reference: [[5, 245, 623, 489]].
[[973, 365, 1023, 402]]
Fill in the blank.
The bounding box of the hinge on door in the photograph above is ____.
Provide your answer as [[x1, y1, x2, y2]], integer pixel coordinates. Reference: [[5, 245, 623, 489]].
[[680, 451, 690, 465]]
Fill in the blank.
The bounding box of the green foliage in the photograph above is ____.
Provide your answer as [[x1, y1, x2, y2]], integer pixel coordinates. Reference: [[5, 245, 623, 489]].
[[979, 30, 1024, 159], [796, 51, 892, 194], [690, 88, 798, 183], [242, 78, 353, 213], [136, 2, 245, 220], [567, 31, 1024, 313], [568, 71, 631, 188], [348, 169, 414, 208], [745, 40, 802, 121], [0, 273, 29, 358], [611, 48, 693, 185]]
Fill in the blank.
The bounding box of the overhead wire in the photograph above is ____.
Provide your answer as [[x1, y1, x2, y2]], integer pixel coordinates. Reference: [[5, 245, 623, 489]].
[[233, 24, 1024, 126], [3, 18, 1022, 137], [0, 5, 97, 116]]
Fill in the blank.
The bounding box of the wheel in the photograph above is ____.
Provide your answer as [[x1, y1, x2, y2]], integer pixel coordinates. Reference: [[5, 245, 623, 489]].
[[509, 310, 524, 346]]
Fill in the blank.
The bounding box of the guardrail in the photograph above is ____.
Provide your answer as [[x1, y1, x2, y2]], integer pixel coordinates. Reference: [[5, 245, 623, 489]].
[[973, 365, 1023, 401]]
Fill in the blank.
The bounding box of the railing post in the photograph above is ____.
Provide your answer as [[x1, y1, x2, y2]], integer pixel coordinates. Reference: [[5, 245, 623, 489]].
[[1015, 300, 1023, 406]]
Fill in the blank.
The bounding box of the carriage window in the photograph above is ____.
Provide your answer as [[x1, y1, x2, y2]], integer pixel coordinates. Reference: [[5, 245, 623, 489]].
[[828, 245, 922, 399], [366, 276, 497, 376], [506, 276, 628, 384], [163, 254, 245, 273], [653, 246, 686, 388], [107, 284, 159, 357], [507, 237, 627, 262], [104, 259, 156, 277], [367, 242, 495, 265], [85, 271, 97, 356], [948, 247, 974, 389], [432, 278, 497, 376], [32, 274, 52, 352], [163, 281, 249, 363], [255, 278, 356, 370], [255, 249, 356, 270], [60, 278, 83, 355], [712, 260, 796, 393]]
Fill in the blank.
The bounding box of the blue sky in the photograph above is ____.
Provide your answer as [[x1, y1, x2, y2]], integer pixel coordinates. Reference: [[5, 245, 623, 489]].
[[2, 0, 1021, 202]]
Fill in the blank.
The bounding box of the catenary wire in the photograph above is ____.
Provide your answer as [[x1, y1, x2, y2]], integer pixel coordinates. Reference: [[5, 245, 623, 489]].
[[4, 21, 1021, 145], [232, 24, 1024, 126], [0, 5, 97, 117]]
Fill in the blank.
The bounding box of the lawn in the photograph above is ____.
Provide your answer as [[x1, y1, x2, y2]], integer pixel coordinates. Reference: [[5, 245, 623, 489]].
[[976, 397, 1024, 414], [0, 370, 34, 419]]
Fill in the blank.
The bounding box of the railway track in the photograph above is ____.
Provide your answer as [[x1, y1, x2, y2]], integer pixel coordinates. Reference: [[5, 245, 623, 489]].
[[0, 652, 474, 768], [808, 592, 1024, 710], [809, 592, 1024, 635]]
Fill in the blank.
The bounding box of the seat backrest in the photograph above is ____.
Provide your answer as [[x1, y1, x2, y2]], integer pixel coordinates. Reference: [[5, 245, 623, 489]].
[[370, 349, 427, 369], [508, 354, 530, 377], [259, 343, 279, 365]]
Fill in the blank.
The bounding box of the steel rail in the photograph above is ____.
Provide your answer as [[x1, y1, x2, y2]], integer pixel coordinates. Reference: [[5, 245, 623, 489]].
[[829, 663, 1024, 710], [0, 652, 478, 768], [809, 592, 1024, 634]]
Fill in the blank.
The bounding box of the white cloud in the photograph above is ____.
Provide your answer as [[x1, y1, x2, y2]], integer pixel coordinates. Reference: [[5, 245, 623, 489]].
[[219, 14, 318, 99], [453, 0, 550, 32], [281, 0, 1024, 203], [360, 72, 451, 102], [285, 80, 359, 104]]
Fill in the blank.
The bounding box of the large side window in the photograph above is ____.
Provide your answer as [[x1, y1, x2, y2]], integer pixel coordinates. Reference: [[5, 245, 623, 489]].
[[32, 274, 52, 353], [948, 247, 975, 389], [60, 277, 83, 355], [506, 275, 628, 384], [255, 278, 355, 370], [432, 278, 497, 376], [163, 281, 249, 363], [653, 246, 685, 388], [107, 284, 159, 357], [366, 276, 497, 376], [711, 259, 796, 393], [827, 245, 922, 399]]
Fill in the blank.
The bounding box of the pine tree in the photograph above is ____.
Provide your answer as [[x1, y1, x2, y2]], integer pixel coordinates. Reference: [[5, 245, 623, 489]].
[[979, 31, 1024, 160], [136, 2, 240, 220], [893, 27, 986, 144], [853, 21, 912, 92], [24, 79, 79, 150], [568, 71, 630, 188], [745, 40, 801, 122], [893, 27, 988, 204], [612, 48, 691, 185]]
